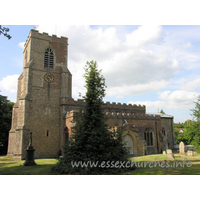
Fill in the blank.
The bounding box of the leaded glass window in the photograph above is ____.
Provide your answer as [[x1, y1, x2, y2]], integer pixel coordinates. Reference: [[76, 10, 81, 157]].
[[144, 128, 153, 146], [44, 48, 54, 68]]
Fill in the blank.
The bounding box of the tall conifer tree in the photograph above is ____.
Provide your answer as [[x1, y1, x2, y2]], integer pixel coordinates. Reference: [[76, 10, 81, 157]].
[[52, 61, 132, 174]]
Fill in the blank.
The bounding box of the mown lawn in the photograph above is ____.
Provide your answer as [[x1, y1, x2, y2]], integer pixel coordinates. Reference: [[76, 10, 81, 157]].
[[1, 151, 200, 175], [0, 156, 58, 175], [124, 151, 200, 175]]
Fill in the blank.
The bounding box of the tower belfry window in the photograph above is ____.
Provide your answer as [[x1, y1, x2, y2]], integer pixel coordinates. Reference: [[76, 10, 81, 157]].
[[44, 48, 54, 68]]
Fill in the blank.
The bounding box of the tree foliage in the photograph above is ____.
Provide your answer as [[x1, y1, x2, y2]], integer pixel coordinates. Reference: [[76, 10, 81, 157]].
[[0, 95, 14, 155], [174, 96, 200, 150], [0, 26, 12, 39], [52, 61, 131, 174], [174, 122, 187, 144], [184, 96, 200, 150], [190, 95, 200, 121], [159, 109, 166, 114]]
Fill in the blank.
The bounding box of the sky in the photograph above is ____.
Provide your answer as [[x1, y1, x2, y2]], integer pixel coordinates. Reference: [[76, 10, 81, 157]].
[[0, 25, 200, 123]]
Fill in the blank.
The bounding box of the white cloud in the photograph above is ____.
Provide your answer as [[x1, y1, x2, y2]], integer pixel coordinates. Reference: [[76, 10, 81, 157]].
[[175, 115, 192, 123], [183, 53, 199, 63], [102, 48, 175, 88], [129, 90, 200, 111], [182, 42, 192, 48], [116, 95, 123, 99], [172, 59, 179, 68], [106, 80, 169, 96], [159, 90, 199, 102], [158, 90, 199, 109], [181, 77, 200, 91], [123, 25, 164, 47], [159, 91, 171, 100], [72, 85, 86, 100], [0, 75, 19, 93], [18, 42, 25, 49]]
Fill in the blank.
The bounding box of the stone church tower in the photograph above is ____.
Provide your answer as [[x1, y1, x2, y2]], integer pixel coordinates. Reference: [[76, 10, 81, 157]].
[[7, 29, 73, 160]]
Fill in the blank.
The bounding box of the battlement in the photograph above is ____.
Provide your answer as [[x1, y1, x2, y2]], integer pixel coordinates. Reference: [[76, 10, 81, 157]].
[[104, 101, 145, 109], [70, 99, 146, 111], [65, 109, 160, 120], [105, 112, 160, 120], [24, 29, 68, 51]]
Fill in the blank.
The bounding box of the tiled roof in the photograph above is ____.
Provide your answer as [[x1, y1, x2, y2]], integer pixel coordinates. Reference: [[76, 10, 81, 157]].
[[146, 112, 173, 118]]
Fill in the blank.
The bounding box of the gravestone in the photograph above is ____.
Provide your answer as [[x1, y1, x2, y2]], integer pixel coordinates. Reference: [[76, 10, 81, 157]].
[[163, 151, 166, 154], [179, 141, 185, 154], [186, 145, 195, 151], [166, 149, 172, 154], [166, 149, 175, 160], [187, 150, 194, 156]]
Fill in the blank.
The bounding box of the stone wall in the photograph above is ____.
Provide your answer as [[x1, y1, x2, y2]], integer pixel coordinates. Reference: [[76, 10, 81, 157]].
[[65, 109, 172, 156], [161, 118, 175, 150], [7, 29, 73, 160]]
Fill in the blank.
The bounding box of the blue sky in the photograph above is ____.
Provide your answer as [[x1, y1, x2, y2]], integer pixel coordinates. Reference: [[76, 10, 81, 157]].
[[0, 25, 200, 123]]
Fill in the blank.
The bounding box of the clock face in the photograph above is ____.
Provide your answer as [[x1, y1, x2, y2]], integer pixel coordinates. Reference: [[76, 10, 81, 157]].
[[44, 73, 54, 83]]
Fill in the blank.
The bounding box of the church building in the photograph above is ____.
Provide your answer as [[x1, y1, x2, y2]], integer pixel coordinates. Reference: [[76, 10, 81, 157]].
[[7, 29, 175, 160]]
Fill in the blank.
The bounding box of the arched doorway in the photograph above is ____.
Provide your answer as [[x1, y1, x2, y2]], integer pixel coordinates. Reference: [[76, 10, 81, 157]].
[[123, 134, 134, 155]]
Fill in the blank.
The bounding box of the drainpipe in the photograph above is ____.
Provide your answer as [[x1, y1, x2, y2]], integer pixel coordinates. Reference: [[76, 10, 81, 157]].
[[155, 120, 159, 153], [171, 117, 174, 148]]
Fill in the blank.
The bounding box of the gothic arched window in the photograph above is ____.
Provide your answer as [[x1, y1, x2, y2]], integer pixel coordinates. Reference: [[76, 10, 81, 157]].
[[144, 128, 153, 146], [44, 48, 54, 68]]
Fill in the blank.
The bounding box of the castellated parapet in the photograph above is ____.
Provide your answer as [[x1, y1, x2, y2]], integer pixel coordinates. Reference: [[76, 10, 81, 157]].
[[105, 112, 159, 120], [63, 99, 146, 115], [104, 101, 145, 109], [24, 29, 68, 52], [65, 109, 159, 121]]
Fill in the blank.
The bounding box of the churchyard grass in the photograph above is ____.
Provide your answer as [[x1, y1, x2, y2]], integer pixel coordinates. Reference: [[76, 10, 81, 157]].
[[125, 151, 200, 175], [0, 156, 58, 175], [0, 151, 200, 175]]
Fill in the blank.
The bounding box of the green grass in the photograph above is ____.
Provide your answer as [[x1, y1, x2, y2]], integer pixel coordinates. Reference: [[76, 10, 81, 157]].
[[124, 151, 200, 175], [0, 156, 58, 175], [1, 151, 200, 175]]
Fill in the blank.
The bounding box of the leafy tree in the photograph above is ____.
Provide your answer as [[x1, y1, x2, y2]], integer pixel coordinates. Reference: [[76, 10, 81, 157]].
[[159, 109, 166, 114], [183, 95, 200, 150], [174, 120, 196, 145], [174, 122, 185, 144], [0, 26, 12, 39], [0, 95, 14, 155], [174, 127, 189, 145], [174, 127, 183, 144], [52, 61, 131, 174], [190, 95, 200, 121]]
